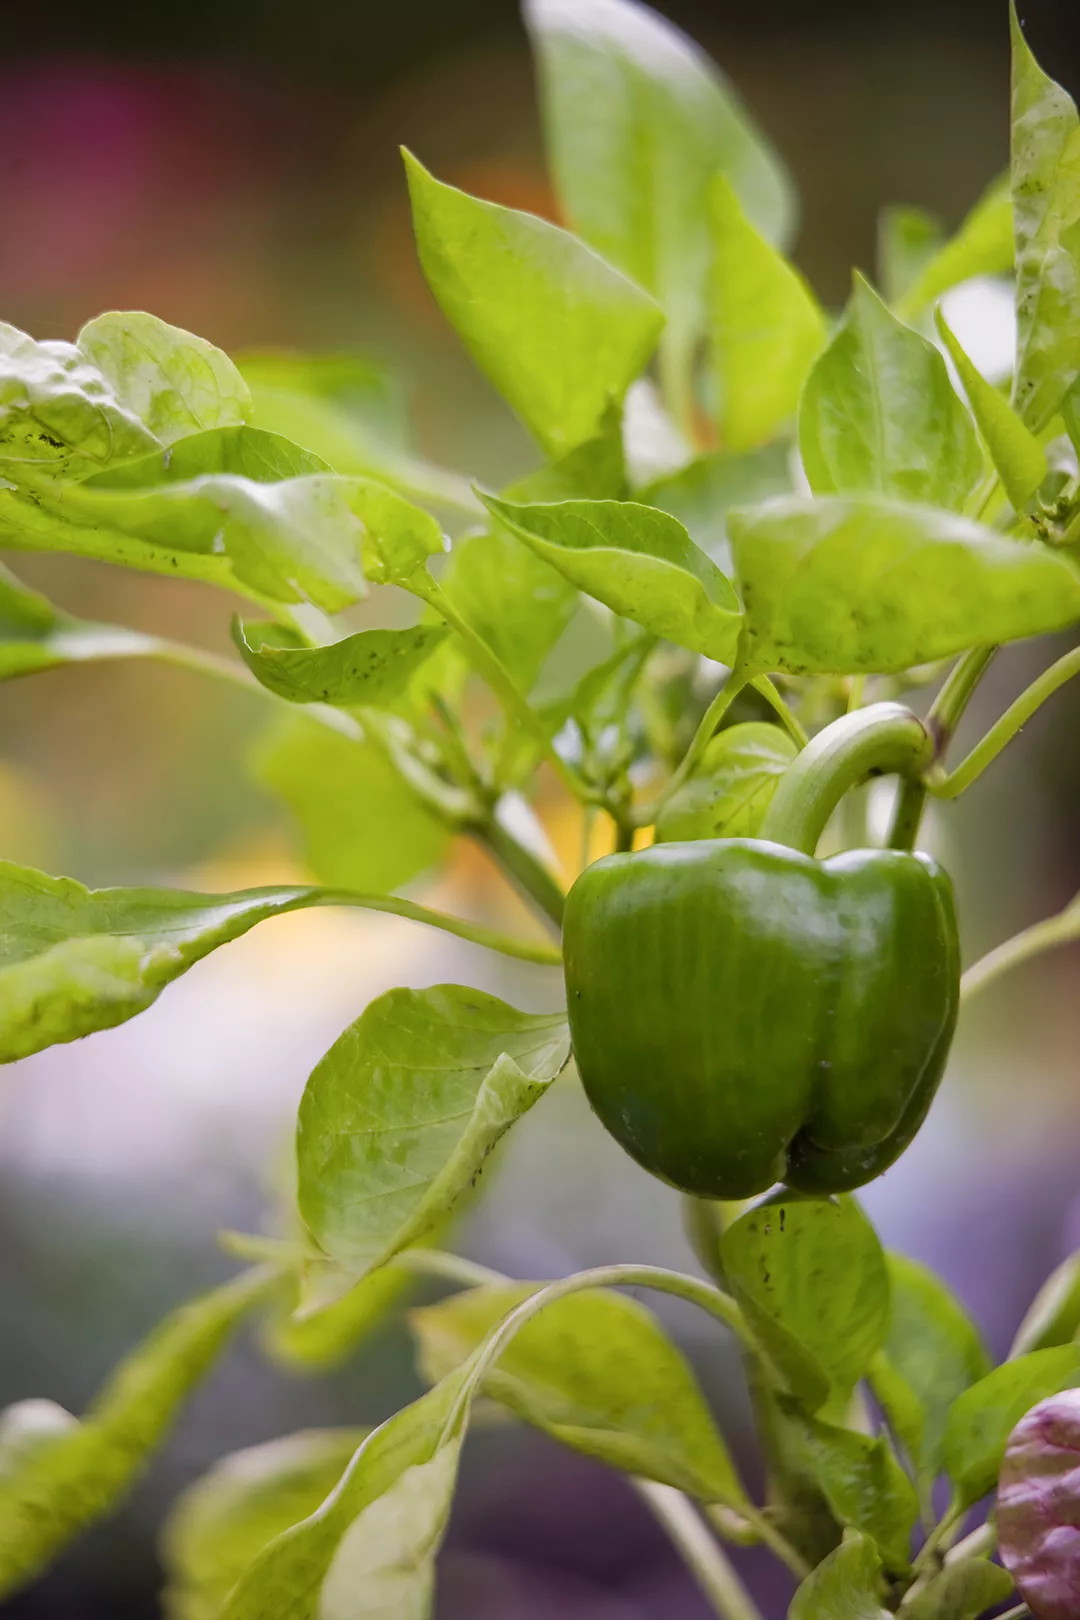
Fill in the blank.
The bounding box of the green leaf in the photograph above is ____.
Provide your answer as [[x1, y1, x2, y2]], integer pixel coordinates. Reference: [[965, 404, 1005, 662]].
[[0, 857, 558, 1066], [719, 1195, 889, 1408], [942, 1343, 1080, 1508], [480, 495, 742, 663], [935, 306, 1048, 509], [0, 564, 160, 680], [0, 320, 158, 482], [772, 1399, 917, 1574], [252, 715, 451, 894], [262, 1267, 416, 1375], [895, 174, 1014, 319], [654, 721, 798, 842], [877, 206, 944, 308], [798, 274, 984, 511], [0, 1402, 78, 1482], [232, 618, 448, 707], [296, 985, 570, 1270], [0, 1268, 273, 1600], [410, 1283, 747, 1505], [868, 1253, 989, 1485], [57, 465, 443, 612], [1010, 5, 1080, 429], [508, 411, 629, 505], [524, 0, 794, 419], [161, 1429, 367, 1620], [89, 423, 327, 484], [318, 1434, 462, 1620], [403, 151, 663, 458], [640, 443, 792, 572], [219, 1368, 470, 1620], [440, 529, 578, 693], [787, 1530, 889, 1620], [77, 311, 251, 446], [898, 1560, 1014, 1620], [1010, 1249, 1080, 1357], [730, 493, 1080, 676], [0, 426, 346, 604], [709, 174, 826, 452], [0, 864, 343, 1064]]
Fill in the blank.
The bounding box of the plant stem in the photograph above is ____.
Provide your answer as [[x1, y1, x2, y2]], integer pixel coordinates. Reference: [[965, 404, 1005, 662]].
[[929, 645, 1080, 801], [995, 1606, 1032, 1620], [473, 813, 566, 932], [886, 644, 998, 848], [753, 676, 809, 747], [945, 1520, 996, 1564], [927, 645, 999, 747], [738, 1503, 812, 1582], [394, 1248, 509, 1287], [960, 893, 1080, 1001], [761, 701, 932, 856], [414, 573, 596, 806], [635, 1482, 765, 1620], [303, 886, 563, 964], [633, 664, 752, 827]]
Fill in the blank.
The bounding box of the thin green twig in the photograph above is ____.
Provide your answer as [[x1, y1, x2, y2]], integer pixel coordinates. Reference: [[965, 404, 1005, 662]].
[[961, 893, 1080, 1001], [635, 1482, 764, 1620], [928, 645, 1080, 801]]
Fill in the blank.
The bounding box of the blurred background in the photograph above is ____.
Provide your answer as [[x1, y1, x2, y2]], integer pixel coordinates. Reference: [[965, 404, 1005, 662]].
[[1, 1, 1079, 1615]]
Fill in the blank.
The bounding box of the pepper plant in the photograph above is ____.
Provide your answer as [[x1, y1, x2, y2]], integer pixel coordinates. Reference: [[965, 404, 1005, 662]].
[[3, 1, 1080, 1615]]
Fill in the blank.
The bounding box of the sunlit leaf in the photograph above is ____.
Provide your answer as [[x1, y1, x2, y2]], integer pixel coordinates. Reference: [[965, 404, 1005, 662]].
[[730, 493, 1080, 676], [0, 858, 554, 1065], [232, 618, 448, 707], [481, 494, 742, 663], [77, 311, 251, 446], [296, 985, 570, 1270], [935, 306, 1048, 509], [404, 151, 663, 457], [0, 320, 158, 482], [411, 1283, 747, 1504], [1010, 6, 1080, 429], [799, 275, 984, 511], [525, 0, 794, 420], [895, 175, 1013, 319], [640, 442, 792, 573], [709, 174, 826, 452]]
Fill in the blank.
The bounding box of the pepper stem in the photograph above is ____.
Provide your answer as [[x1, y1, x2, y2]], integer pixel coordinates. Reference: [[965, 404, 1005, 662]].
[[759, 701, 932, 857]]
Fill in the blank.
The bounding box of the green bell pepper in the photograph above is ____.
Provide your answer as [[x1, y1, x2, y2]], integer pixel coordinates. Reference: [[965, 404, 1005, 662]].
[[563, 703, 961, 1199]]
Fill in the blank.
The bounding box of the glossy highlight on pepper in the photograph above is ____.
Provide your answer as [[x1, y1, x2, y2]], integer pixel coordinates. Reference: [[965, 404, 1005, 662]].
[[564, 838, 960, 1199]]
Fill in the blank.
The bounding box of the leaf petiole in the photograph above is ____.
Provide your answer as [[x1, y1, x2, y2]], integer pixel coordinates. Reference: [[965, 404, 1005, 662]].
[[635, 1481, 765, 1620], [928, 644, 1080, 801], [412, 570, 600, 807], [961, 891, 1080, 1001]]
